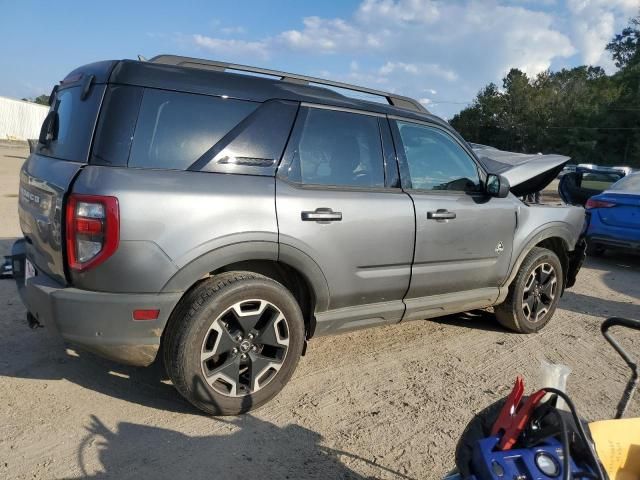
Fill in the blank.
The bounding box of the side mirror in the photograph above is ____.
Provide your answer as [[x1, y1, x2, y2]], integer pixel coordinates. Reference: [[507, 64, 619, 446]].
[[486, 174, 510, 198]]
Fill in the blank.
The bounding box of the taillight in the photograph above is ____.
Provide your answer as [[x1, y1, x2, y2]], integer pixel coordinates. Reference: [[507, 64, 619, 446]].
[[585, 198, 616, 210], [66, 194, 119, 271]]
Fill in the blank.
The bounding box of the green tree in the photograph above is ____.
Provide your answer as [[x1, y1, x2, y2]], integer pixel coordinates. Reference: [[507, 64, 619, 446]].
[[450, 14, 640, 168], [21, 94, 49, 105], [606, 15, 640, 68]]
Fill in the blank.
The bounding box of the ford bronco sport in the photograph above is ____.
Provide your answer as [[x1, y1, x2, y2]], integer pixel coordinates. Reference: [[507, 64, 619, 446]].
[[13, 55, 586, 415]]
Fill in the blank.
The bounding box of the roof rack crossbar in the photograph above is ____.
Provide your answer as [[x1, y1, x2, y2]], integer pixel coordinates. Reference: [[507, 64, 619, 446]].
[[149, 55, 428, 113]]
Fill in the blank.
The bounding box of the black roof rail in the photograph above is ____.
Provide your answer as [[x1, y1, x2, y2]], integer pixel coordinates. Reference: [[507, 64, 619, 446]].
[[149, 54, 428, 114]]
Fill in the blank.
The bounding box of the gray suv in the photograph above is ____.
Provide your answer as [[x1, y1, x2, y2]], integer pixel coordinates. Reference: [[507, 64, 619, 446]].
[[13, 55, 586, 415]]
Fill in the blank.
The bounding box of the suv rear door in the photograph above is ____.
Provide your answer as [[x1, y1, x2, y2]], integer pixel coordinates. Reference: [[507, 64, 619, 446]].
[[18, 63, 111, 283], [389, 119, 517, 320], [276, 105, 414, 334]]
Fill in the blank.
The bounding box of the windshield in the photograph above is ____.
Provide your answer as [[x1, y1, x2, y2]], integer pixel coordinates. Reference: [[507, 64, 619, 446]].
[[609, 173, 640, 193]]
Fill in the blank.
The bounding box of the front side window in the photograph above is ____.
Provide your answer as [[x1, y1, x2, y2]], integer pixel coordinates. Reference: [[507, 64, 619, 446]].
[[282, 107, 385, 188], [579, 171, 624, 190], [396, 121, 481, 192]]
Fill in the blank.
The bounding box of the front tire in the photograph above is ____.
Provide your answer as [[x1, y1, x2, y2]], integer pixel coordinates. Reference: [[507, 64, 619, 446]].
[[164, 272, 305, 415], [495, 247, 563, 333]]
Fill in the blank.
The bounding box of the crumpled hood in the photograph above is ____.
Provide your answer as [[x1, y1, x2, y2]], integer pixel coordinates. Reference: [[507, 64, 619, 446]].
[[471, 144, 569, 197]]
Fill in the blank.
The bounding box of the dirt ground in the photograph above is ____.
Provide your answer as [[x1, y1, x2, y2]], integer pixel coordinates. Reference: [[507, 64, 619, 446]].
[[0, 142, 638, 480]]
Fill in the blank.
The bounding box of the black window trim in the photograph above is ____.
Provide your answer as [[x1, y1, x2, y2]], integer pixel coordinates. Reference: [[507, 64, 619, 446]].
[[388, 116, 488, 195], [276, 103, 402, 193]]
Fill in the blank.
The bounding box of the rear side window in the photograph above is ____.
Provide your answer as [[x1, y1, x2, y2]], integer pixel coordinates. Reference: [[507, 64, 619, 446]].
[[281, 107, 385, 188], [38, 84, 105, 162], [128, 89, 257, 170]]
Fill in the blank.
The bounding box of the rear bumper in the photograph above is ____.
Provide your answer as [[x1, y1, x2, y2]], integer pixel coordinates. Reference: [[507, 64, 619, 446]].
[[12, 240, 182, 366], [586, 214, 640, 251]]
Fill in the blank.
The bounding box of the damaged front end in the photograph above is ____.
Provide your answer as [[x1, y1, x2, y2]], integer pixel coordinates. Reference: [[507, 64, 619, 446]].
[[471, 144, 569, 198]]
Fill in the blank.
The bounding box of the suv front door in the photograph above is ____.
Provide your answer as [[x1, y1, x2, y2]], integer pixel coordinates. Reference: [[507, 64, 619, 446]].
[[390, 119, 517, 321], [276, 106, 415, 334]]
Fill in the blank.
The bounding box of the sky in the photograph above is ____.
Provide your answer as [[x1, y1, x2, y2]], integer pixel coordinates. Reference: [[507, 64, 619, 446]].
[[1, 0, 638, 118]]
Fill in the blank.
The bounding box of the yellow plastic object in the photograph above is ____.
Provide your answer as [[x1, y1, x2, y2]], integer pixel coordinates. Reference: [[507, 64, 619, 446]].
[[589, 418, 640, 480]]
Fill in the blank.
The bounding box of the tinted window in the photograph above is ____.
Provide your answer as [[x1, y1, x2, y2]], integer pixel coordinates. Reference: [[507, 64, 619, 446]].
[[579, 171, 623, 190], [610, 173, 640, 192], [91, 85, 144, 167], [396, 121, 481, 192], [129, 89, 257, 170], [283, 107, 384, 188], [195, 100, 299, 175], [38, 84, 105, 162]]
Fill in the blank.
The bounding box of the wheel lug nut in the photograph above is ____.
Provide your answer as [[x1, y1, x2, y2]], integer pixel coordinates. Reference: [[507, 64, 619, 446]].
[[251, 345, 257, 351], [232, 348, 238, 354], [248, 333, 254, 340], [241, 353, 247, 360], [235, 335, 243, 342]]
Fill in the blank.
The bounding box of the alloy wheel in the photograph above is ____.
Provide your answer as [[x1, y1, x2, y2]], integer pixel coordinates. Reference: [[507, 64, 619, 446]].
[[200, 299, 290, 397], [522, 262, 557, 323]]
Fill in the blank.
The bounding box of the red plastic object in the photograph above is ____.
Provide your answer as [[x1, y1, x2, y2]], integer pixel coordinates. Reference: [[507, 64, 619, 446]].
[[491, 377, 546, 450], [133, 309, 160, 321]]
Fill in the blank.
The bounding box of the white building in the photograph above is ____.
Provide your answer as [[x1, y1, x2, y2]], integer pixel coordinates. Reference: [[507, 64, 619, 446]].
[[0, 96, 49, 141]]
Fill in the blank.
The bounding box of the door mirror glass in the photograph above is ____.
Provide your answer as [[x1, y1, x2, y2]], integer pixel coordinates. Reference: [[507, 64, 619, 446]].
[[486, 174, 510, 198]]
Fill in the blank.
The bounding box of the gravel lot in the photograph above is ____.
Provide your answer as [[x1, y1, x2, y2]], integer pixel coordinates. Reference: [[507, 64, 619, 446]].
[[0, 142, 638, 479]]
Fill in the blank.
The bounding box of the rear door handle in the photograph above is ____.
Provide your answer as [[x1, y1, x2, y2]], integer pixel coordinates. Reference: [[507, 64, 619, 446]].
[[427, 209, 456, 221], [301, 208, 342, 222]]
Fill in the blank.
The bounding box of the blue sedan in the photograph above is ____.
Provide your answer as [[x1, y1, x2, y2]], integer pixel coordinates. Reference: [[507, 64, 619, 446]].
[[586, 172, 640, 254]]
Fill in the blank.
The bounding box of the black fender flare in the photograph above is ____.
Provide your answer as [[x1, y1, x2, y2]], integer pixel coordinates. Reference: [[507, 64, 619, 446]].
[[161, 240, 330, 313]]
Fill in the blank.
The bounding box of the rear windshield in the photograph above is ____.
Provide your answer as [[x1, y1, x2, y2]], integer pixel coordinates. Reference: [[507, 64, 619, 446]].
[[609, 173, 640, 192], [37, 84, 105, 162]]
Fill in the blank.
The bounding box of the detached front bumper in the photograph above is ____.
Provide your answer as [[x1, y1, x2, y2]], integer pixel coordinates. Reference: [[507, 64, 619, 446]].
[[12, 239, 181, 366]]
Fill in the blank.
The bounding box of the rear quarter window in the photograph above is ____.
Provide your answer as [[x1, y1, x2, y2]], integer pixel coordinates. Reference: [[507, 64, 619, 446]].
[[38, 84, 105, 163], [128, 89, 257, 170]]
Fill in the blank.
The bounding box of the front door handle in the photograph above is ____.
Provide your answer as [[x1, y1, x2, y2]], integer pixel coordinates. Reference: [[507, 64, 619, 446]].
[[427, 209, 456, 221], [301, 208, 342, 222]]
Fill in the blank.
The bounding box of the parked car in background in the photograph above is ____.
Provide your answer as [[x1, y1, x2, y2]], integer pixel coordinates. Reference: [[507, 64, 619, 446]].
[[559, 165, 626, 207], [585, 172, 640, 255], [13, 55, 587, 415]]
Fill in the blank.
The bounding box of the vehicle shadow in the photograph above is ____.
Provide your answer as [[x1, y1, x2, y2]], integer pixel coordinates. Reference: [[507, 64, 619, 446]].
[[429, 309, 507, 333], [583, 250, 640, 298], [0, 237, 18, 257], [560, 290, 639, 319], [62, 413, 382, 479]]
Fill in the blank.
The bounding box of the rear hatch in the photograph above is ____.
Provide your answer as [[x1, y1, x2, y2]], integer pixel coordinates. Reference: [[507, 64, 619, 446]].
[[18, 61, 115, 284]]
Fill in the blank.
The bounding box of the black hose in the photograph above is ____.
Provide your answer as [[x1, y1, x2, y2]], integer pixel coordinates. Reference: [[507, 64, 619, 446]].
[[543, 388, 605, 480], [552, 408, 571, 480]]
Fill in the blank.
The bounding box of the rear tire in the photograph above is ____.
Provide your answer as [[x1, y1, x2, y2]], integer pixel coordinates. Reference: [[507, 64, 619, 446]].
[[163, 271, 305, 415], [495, 247, 563, 333]]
